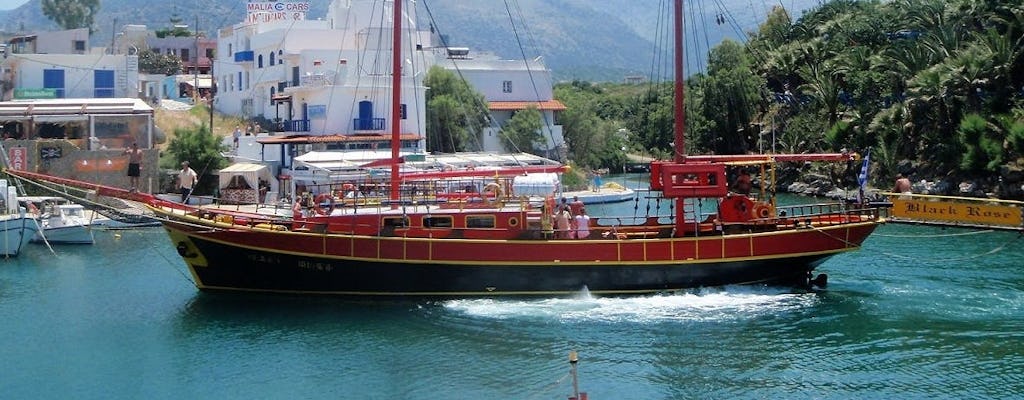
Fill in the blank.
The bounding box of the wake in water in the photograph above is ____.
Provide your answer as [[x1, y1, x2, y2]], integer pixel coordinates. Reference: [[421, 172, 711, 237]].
[[442, 286, 819, 323]]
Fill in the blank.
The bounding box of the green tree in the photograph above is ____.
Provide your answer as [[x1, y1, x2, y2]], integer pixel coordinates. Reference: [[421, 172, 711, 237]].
[[155, 15, 196, 38], [41, 0, 99, 33], [138, 49, 183, 75], [499, 106, 543, 154], [701, 40, 764, 154], [958, 114, 999, 172], [164, 124, 228, 195], [424, 66, 489, 153]]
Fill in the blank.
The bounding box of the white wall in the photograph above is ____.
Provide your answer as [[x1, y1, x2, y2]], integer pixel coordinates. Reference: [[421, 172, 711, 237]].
[[34, 28, 90, 54], [6, 54, 139, 99]]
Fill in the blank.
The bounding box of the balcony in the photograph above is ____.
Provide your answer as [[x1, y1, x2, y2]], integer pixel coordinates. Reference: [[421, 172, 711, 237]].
[[234, 50, 254, 62], [273, 119, 310, 132], [299, 71, 335, 87], [353, 118, 386, 131]]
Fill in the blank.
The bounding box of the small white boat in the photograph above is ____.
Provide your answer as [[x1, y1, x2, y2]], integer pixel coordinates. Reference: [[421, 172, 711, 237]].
[[0, 181, 38, 256], [0, 213, 38, 256], [21, 196, 95, 244]]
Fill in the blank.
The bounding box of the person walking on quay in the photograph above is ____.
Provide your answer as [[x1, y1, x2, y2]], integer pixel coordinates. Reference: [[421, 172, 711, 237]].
[[123, 142, 143, 192], [233, 125, 242, 150], [178, 161, 199, 203]]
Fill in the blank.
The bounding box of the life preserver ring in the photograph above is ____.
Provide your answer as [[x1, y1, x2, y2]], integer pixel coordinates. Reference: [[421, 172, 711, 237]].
[[751, 203, 772, 219], [313, 193, 333, 215], [482, 182, 503, 207]]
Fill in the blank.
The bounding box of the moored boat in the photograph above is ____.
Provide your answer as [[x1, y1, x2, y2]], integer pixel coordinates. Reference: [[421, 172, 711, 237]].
[[20, 196, 96, 245], [6, 0, 884, 295], [0, 181, 39, 257]]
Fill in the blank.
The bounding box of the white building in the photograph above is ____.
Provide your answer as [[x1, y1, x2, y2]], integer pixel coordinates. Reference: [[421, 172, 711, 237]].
[[216, 0, 565, 156], [436, 54, 566, 158], [1, 29, 139, 101], [214, 0, 433, 154]]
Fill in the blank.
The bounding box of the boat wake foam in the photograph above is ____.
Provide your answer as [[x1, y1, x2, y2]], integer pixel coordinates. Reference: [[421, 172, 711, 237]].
[[442, 286, 818, 323]]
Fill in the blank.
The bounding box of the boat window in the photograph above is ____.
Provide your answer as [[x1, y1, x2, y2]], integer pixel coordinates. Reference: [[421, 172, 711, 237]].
[[382, 216, 408, 228], [423, 216, 453, 228], [466, 215, 495, 229]]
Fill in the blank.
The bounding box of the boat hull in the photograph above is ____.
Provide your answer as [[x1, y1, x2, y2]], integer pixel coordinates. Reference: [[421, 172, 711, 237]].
[[163, 217, 878, 296], [32, 225, 95, 245], [0, 216, 39, 257]]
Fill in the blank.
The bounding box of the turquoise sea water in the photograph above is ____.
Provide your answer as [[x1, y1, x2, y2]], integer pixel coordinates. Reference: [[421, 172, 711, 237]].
[[2, 187, 1023, 399]]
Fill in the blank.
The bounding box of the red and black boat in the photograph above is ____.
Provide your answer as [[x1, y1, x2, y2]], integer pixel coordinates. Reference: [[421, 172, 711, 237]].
[[6, 0, 882, 296]]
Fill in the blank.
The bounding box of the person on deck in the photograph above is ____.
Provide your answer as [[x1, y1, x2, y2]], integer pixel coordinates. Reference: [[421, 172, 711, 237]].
[[893, 174, 912, 194], [554, 205, 572, 239], [574, 208, 591, 239], [178, 161, 199, 203], [732, 169, 752, 195], [569, 196, 585, 216]]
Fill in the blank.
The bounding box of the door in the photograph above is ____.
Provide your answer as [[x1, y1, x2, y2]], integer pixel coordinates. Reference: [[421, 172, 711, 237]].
[[358, 100, 373, 130]]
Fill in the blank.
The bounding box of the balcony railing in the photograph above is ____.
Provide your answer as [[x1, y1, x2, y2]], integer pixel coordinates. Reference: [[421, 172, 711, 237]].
[[273, 119, 310, 132], [299, 71, 335, 87], [353, 118, 386, 131]]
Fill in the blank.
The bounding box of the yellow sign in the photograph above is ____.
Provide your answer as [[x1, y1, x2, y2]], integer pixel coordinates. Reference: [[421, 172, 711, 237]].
[[891, 198, 1023, 227]]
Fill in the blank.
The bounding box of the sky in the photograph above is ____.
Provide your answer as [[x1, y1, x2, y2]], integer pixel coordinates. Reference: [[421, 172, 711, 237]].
[[0, 0, 27, 11]]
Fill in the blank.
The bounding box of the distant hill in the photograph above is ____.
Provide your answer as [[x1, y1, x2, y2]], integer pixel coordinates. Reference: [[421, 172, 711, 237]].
[[0, 0, 822, 82]]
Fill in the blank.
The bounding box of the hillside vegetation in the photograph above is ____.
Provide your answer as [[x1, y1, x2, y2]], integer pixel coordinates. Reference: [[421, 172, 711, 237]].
[[555, 1, 1024, 199]]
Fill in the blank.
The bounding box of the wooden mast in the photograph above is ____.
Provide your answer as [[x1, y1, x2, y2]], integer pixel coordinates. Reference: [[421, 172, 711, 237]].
[[674, 0, 685, 163], [389, 0, 403, 203]]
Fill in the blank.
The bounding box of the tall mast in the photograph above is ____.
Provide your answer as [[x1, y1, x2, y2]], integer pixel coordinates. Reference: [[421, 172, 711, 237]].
[[674, 0, 685, 163], [389, 0, 402, 202]]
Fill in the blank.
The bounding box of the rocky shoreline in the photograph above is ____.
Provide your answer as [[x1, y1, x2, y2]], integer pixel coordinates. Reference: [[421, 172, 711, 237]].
[[779, 162, 1024, 202]]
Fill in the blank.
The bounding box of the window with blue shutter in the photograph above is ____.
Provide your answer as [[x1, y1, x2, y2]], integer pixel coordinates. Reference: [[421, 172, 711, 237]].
[[43, 69, 65, 98], [94, 70, 115, 98]]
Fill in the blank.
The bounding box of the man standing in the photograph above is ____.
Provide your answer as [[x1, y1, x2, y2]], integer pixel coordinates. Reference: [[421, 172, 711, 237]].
[[123, 142, 143, 192], [574, 207, 591, 239], [178, 161, 199, 203], [732, 169, 752, 194], [569, 195, 584, 216], [232, 125, 242, 150]]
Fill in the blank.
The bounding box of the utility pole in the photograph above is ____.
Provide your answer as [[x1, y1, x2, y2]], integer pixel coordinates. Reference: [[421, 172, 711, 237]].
[[110, 18, 118, 54], [194, 15, 200, 104]]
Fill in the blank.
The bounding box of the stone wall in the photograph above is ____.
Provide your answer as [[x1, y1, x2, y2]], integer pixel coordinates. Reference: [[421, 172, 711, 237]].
[[4, 139, 161, 193]]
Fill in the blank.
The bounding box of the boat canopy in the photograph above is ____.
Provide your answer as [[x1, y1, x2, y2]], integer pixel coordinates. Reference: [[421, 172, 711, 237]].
[[217, 163, 274, 192]]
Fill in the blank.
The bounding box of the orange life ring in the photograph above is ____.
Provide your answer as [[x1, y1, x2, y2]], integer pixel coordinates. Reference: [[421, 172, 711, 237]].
[[313, 193, 333, 216], [751, 203, 772, 219]]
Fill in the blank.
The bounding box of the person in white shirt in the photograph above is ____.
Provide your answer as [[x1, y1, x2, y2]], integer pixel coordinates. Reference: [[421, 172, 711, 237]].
[[178, 161, 199, 203], [574, 207, 591, 239]]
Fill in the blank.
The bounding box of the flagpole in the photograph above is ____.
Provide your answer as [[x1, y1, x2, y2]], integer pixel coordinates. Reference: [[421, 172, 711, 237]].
[[857, 149, 871, 205]]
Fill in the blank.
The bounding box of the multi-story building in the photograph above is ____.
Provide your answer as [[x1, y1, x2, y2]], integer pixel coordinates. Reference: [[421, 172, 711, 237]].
[[217, 0, 564, 156], [1, 29, 139, 101], [215, 0, 431, 153], [435, 53, 566, 159]]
